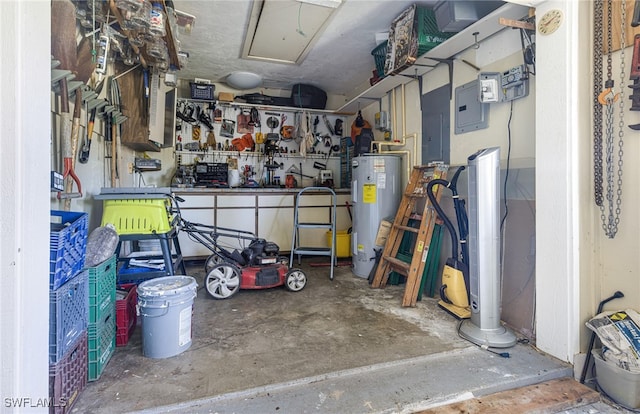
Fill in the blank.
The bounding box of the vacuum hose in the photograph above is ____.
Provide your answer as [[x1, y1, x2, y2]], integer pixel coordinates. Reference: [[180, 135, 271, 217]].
[[448, 167, 469, 267], [426, 176, 470, 305], [426, 178, 460, 261]]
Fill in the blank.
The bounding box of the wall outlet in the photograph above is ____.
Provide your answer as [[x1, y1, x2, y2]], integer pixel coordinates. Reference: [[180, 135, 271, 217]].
[[128, 162, 134, 174]]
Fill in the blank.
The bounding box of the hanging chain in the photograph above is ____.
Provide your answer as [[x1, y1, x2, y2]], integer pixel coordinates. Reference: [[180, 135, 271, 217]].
[[597, 0, 625, 239], [614, 0, 626, 232], [593, 0, 604, 207]]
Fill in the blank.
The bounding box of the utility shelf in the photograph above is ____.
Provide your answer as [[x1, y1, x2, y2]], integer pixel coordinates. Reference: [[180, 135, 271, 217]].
[[175, 150, 340, 160], [337, 3, 530, 113], [179, 98, 350, 116]]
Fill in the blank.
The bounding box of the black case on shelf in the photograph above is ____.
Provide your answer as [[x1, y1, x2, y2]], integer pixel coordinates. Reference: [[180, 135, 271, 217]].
[[290, 84, 327, 109]]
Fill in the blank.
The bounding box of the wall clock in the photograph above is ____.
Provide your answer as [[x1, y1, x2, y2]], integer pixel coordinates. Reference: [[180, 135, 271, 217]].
[[538, 9, 563, 35]]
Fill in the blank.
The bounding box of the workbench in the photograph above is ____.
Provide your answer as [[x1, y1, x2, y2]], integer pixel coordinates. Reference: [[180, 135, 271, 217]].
[[171, 187, 352, 260]]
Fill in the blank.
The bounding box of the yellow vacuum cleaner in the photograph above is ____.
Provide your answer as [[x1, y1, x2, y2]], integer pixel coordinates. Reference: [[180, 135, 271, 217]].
[[426, 168, 471, 319]]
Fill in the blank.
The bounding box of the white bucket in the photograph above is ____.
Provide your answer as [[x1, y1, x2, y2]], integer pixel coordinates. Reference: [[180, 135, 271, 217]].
[[137, 276, 198, 358], [228, 169, 242, 187]]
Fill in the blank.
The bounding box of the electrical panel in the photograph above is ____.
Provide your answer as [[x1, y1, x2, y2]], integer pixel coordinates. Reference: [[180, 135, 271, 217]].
[[455, 79, 490, 134], [478, 65, 529, 103], [375, 111, 390, 130]]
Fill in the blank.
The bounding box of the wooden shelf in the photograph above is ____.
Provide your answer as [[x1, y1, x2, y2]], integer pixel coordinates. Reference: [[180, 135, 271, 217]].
[[337, 3, 531, 113], [175, 150, 339, 160], [180, 98, 349, 116]]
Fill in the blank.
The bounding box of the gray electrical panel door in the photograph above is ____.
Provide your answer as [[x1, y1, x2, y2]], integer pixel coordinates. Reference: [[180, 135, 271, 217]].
[[421, 84, 450, 163]]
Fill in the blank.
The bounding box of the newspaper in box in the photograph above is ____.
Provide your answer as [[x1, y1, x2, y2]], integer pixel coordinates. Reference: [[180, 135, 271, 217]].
[[587, 309, 640, 372]]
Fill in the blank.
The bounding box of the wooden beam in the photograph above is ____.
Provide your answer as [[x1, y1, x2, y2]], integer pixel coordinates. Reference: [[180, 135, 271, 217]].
[[499, 17, 535, 31], [415, 378, 600, 414]]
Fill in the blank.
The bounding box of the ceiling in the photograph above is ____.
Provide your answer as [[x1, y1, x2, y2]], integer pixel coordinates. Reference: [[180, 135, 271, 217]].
[[172, 0, 441, 97]]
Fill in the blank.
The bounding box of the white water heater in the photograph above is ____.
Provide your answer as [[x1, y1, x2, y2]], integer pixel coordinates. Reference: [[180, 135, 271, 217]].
[[459, 147, 516, 348], [351, 155, 402, 278]]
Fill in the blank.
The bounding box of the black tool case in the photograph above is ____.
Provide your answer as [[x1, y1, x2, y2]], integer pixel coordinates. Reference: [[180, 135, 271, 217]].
[[290, 84, 327, 109]]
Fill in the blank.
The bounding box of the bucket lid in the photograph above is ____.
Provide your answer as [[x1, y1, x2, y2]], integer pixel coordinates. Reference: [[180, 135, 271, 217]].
[[137, 275, 197, 298]]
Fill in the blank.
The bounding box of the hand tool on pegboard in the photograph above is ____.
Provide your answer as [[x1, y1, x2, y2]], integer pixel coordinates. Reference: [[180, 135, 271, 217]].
[[57, 78, 83, 210], [78, 81, 105, 163]]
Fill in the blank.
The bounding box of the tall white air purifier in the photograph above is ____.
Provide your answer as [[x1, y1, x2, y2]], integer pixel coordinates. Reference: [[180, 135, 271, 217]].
[[459, 147, 516, 348], [351, 155, 402, 278]]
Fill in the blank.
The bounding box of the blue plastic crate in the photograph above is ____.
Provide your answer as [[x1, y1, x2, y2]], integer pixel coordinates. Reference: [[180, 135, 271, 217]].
[[87, 255, 117, 325], [49, 272, 88, 364], [50, 210, 88, 290]]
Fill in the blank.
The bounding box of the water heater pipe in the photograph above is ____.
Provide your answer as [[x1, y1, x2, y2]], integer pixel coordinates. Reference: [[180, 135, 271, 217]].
[[370, 84, 418, 182]]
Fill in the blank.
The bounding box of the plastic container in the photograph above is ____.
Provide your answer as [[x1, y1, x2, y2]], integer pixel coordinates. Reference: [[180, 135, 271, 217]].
[[116, 284, 138, 346], [49, 272, 88, 364], [326, 230, 351, 258], [137, 276, 198, 358], [50, 210, 88, 290], [190, 82, 215, 101], [87, 255, 116, 325], [88, 312, 116, 382], [371, 40, 388, 78], [593, 349, 640, 409], [101, 198, 172, 235], [148, 2, 166, 37], [415, 6, 456, 56], [384, 5, 454, 75], [49, 332, 87, 414], [116, 0, 146, 13]]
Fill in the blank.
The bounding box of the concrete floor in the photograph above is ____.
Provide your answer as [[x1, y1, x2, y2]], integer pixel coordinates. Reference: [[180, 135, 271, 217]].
[[71, 260, 620, 413]]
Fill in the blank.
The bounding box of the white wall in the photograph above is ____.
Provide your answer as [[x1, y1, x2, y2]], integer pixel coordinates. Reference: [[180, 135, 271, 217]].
[[578, 2, 640, 360], [1, 1, 50, 412]]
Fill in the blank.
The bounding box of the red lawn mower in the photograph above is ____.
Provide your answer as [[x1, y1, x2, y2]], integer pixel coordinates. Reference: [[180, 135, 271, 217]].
[[202, 237, 307, 299], [173, 196, 307, 299]]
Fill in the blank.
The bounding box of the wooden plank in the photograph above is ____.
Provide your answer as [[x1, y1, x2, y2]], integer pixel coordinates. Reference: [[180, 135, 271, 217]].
[[385, 256, 411, 272], [395, 225, 419, 233], [415, 377, 600, 414], [499, 17, 534, 31], [604, 0, 640, 54]]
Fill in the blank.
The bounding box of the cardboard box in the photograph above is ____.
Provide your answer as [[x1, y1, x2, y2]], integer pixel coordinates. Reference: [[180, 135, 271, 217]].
[[375, 219, 392, 247], [218, 92, 234, 102]]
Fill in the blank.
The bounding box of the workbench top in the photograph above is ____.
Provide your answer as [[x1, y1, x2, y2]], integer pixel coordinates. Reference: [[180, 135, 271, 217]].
[[171, 187, 351, 195]]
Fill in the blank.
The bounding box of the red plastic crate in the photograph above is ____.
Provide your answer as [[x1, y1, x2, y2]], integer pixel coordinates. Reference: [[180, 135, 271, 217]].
[[49, 332, 87, 414], [116, 284, 137, 346]]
